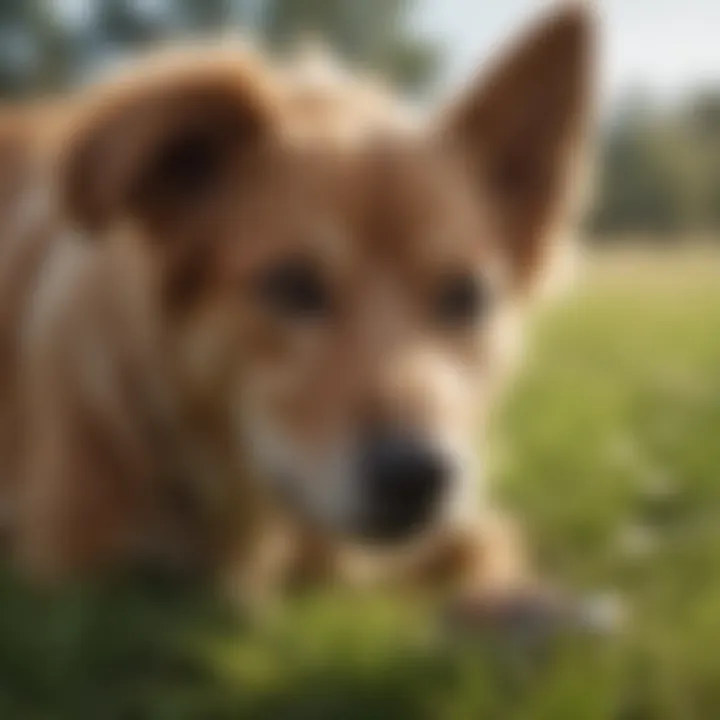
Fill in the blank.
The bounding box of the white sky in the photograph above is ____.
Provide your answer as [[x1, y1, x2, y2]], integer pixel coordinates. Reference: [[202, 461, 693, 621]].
[[414, 0, 720, 108]]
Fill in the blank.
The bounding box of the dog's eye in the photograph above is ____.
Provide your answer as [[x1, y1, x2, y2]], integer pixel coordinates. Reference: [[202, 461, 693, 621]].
[[433, 272, 488, 327], [256, 260, 330, 319]]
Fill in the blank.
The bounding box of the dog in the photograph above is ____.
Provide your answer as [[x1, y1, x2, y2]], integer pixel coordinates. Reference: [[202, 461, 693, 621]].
[[0, 5, 594, 617]]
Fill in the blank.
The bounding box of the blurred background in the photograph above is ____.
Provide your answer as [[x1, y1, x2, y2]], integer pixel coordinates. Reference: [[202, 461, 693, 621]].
[[1, 2, 720, 719]]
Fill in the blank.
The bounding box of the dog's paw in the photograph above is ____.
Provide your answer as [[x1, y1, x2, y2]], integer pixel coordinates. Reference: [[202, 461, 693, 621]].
[[442, 587, 624, 649]]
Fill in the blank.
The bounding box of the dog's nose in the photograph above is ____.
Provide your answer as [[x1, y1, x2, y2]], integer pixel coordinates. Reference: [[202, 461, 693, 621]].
[[359, 433, 450, 542]]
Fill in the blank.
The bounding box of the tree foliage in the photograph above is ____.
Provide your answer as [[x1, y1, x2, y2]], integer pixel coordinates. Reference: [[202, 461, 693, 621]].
[[591, 91, 720, 240], [0, 0, 440, 95]]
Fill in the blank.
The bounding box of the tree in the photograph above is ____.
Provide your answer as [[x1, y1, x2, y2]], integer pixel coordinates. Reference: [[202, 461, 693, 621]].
[[591, 90, 720, 240], [0, 0, 440, 97], [0, 0, 40, 96], [261, 0, 440, 92]]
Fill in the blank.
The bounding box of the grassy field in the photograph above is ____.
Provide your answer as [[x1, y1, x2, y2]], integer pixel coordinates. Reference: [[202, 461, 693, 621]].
[[1, 248, 720, 720]]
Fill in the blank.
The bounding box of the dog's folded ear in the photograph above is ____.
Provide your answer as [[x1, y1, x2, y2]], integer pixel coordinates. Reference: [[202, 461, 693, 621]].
[[59, 51, 279, 234], [438, 4, 595, 293]]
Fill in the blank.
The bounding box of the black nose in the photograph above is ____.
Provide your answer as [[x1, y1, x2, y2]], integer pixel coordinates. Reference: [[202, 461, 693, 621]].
[[359, 433, 450, 542]]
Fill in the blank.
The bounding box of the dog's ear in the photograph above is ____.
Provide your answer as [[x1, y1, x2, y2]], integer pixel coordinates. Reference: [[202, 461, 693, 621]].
[[438, 4, 594, 292], [60, 52, 278, 234]]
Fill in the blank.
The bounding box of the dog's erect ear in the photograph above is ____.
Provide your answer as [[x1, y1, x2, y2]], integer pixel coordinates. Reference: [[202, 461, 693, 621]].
[[438, 4, 594, 292], [60, 52, 278, 234]]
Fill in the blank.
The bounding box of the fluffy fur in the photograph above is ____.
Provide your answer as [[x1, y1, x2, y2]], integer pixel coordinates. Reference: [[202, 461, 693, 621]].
[[0, 5, 594, 609]]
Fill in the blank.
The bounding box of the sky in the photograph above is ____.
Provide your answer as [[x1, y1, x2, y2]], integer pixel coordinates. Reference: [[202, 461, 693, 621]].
[[414, 0, 720, 109]]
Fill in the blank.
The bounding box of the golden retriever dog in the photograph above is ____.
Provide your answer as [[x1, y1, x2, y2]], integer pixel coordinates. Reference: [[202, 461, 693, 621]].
[[0, 5, 594, 620]]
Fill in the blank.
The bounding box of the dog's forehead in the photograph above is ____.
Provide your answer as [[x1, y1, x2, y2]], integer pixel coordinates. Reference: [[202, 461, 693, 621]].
[[227, 57, 496, 274], [305, 139, 492, 270], [238, 146, 486, 278], [230, 137, 494, 283]]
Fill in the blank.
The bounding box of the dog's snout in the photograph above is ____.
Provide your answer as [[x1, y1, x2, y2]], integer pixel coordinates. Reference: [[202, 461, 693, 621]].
[[366, 437, 446, 505], [359, 433, 450, 542]]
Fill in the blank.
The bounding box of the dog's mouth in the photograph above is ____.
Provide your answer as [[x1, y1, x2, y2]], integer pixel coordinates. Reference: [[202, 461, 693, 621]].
[[268, 433, 454, 546], [350, 500, 441, 544], [274, 476, 444, 545]]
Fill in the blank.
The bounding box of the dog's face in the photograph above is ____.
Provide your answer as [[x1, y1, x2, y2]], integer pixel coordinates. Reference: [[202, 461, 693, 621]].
[[214, 139, 506, 541], [59, 8, 592, 543]]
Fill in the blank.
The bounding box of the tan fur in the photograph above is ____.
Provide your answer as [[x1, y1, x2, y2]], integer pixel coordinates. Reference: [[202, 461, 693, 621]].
[[0, 5, 594, 607]]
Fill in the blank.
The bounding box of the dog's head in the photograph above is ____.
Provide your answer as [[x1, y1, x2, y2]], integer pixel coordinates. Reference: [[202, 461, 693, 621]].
[[58, 7, 594, 544]]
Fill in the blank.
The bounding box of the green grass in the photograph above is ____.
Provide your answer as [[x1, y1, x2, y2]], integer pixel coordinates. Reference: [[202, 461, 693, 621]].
[[2, 248, 720, 719]]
